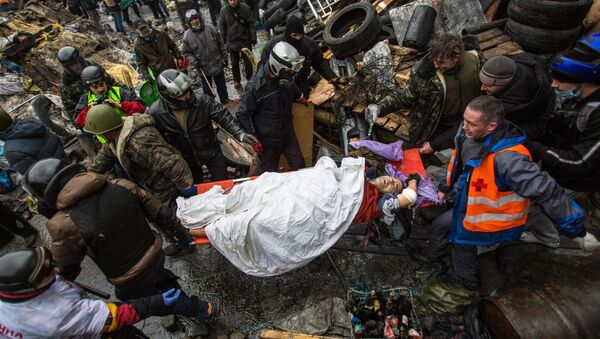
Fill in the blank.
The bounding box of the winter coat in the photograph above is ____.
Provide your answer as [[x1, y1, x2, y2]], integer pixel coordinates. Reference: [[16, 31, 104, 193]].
[[46, 172, 163, 285], [0, 118, 67, 174], [260, 34, 336, 96], [525, 89, 600, 192], [149, 89, 244, 181], [236, 64, 301, 148], [219, 3, 256, 51], [182, 24, 227, 77], [134, 29, 180, 77], [89, 114, 193, 203], [60, 59, 114, 115], [377, 35, 482, 146], [441, 120, 585, 246], [494, 53, 553, 126]]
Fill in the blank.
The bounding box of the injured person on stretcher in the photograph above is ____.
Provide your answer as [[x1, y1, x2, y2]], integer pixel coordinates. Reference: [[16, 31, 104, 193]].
[[176, 157, 419, 276]]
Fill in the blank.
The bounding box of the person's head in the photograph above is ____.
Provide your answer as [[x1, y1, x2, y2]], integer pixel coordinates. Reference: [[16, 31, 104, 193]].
[[268, 41, 304, 82], [462, 95, 505, 139], [430, 34, 463, 73], [228, 0, 238, 8], [58, 46, 85, 75], [284, 16, 305, 50], [22, 158, 87, 209], [370, 175, 404, 194], [479, 55, 517, 96], [83, 104, 124, 142], [0, 107, 14, 133], [185, 9, 203, 31], [0, 247, 59, 297], [156, 69, 194, 109], [134, 19, 152, 40], [550, 33, 600, 99], [81, 65, 108, 95]]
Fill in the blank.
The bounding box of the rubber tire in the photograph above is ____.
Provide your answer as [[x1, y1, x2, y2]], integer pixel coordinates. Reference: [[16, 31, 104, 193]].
[[265, 8, 286, 29], [264, 0, 295, 18], [508, 0, 592, 30], [273, 22, 286, 35], [505, 19, 581, 54], [32, 95, 73, 138], [323, 2, 381, 58]]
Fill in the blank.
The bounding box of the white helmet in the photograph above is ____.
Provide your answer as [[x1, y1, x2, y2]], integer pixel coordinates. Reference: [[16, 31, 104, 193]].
[[268, 41, 305, 77]]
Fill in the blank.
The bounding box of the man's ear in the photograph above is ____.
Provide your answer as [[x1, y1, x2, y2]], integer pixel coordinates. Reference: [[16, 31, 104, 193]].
[[487, 121, 498, 133]]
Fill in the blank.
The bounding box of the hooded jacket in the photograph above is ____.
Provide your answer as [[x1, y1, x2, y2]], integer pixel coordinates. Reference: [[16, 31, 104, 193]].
[[89, 114, 193, 203], [46, 171, 163, 285], [378, 35, 482, 146], [442, 120, 585, 246], [149, 89, 244, 182], [182, 23, 227, 77], [134, 29, 180, 77], [219, 2, 256, 51], [1, 118, 67, 174]]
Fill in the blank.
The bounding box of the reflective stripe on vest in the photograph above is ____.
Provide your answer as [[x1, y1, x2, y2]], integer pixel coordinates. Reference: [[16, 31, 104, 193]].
[[446, 149, 457, 187], [462, 144, 531, 233], [87, 87, 126, 117]]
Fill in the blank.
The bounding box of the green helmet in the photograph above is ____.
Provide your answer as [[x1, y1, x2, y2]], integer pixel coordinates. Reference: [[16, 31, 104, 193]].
[[0, 108, 14, 133], [83, 104, 124, 134]]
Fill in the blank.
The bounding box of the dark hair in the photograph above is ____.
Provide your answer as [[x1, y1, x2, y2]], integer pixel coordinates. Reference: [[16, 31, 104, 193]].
[[467, 95, 505, 124], [430, 34, 464, 60]]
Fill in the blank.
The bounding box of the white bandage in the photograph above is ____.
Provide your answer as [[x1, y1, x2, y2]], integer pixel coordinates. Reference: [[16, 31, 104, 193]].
[[401, 187, 417, 206]]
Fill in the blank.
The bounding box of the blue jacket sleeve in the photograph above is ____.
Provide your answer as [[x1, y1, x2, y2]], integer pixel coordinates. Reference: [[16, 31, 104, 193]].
[[494, 151, 585, 238]]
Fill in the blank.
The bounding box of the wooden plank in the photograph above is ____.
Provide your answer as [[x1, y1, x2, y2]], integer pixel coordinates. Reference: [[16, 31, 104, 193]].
[[475, 28, 503, 44], [483, 41, 522, 59], [308, 78, 335, 106], [1, 24, 53, 58], [484, 0, 503, 22], [480, 34, 511, 51], [260, 329, 344, 339]]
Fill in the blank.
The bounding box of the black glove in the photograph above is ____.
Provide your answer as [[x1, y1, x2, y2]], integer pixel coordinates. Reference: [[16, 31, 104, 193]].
[[406, 173, 421, 187], [156, 204, 189, 243]]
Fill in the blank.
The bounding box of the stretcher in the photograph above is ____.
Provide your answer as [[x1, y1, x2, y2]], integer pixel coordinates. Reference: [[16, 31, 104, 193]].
[[190, 150, 427, 246]]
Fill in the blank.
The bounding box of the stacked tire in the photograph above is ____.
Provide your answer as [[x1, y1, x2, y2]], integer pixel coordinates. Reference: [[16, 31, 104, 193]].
[[323, 2, 381, 58], [505, 0, 592, 54]]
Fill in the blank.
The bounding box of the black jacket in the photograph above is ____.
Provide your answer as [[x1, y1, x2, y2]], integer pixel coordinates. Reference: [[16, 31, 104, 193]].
[[1, 118, 67, 174], [260, 34, 336, 96], [236, 64, 301, 148], [495, 53, 553, 126], [525, 89, 600, 192], [219, 3, 257, 51], [148, 89, 244, 181]]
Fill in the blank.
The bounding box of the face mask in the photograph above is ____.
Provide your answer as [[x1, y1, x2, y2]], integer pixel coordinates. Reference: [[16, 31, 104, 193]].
[[277, 69, 295, 86], [141, 29, 155, 42], [191, 22, 203, 31], [554, 87, 581, 109]]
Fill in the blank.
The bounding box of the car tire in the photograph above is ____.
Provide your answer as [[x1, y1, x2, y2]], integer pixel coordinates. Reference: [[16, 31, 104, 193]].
[[323, 2, 381, 58], [508, 0, 592, 30], [505, 18, 581, 54]]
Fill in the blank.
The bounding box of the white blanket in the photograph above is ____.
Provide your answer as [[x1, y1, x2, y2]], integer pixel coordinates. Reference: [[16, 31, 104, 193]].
[[176, 157, 365, 276]]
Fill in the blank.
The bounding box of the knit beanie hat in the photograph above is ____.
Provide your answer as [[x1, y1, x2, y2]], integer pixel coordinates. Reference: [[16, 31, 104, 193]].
[[285, 16, 304, 37], [479, 56, 517, 86]]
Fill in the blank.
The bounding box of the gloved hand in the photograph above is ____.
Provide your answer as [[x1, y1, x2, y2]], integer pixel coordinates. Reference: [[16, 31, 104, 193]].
[[330, 76, 348, 89], [240, 133, 263, 154], [162, 288, 182, 305], [406, 173, 421, 187], [180, 185, 197, 198]]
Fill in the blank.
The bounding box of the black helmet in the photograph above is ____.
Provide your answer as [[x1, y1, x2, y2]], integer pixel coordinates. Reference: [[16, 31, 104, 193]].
[[157, 69, 194, 109], [57, 46, 80, 65], [185, 9, 201, 24], [81, 65, 106, 86], [0, 247, 52, 294], [22, 158, 86, 209]]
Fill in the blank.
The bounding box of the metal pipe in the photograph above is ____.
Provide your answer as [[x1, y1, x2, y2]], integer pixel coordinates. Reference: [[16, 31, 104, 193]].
[[325, 251, 348, 292]]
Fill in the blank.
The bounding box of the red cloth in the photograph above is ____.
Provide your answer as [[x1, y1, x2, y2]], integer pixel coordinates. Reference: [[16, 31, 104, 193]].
[[102, 303, 141, 332], [353, 178, 381, 223], [75, 101, 146, 128]]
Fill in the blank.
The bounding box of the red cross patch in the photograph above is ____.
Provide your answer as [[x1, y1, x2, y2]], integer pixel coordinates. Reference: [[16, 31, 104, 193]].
[[471, 178, 488, 192]]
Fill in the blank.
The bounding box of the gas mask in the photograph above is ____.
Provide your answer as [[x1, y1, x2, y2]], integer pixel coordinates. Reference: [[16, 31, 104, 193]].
[[554, 85, 581, 109], [278, 69, 296, 86]]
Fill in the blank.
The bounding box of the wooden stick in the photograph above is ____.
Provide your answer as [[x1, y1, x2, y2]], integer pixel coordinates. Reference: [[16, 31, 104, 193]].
[[260, 329, 345, 339]]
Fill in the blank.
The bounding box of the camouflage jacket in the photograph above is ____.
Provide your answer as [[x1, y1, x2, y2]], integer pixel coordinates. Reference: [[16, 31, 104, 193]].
[[377, 36, 481, 145], [89, 114, 193, 203]]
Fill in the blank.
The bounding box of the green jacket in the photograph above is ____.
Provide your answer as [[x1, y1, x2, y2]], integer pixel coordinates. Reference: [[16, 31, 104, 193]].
[[378, 37, 482, 145], [134, 29, 180, 77], [90, 114, 193, 203]]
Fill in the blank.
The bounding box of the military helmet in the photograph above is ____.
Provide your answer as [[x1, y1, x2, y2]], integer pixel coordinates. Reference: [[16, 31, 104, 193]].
[[269, 41, 304, 77], [0, 247, 53, 294], [157, 69, 194, 108], [83, 104, 124, 135], [57, 46, 80, 65], [81, 65, 106, 86], [0, 107, 14, 133], [22, 158, 86, 209]]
